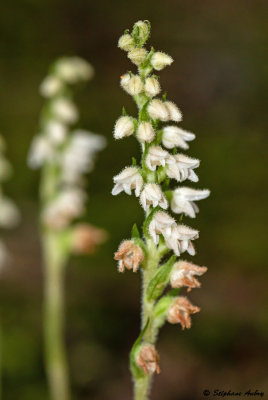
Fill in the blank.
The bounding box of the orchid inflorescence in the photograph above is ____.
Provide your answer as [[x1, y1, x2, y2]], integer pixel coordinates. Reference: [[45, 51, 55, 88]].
[[28, 56, 107, 400], [0, 134, 20, 270], [112, 20, 210, 399], [28, 56, 107, 251]]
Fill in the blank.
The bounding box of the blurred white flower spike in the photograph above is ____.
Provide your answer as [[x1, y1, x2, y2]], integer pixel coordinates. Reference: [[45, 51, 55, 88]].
[[0, 134, 20, 270], [28, 56, 106, 400], [113, 20, 210, 400]]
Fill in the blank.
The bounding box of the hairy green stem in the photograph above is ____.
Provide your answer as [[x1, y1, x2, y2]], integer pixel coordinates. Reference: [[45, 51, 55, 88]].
[[134, 240, 161, 400], [43, 231, 70, 400]]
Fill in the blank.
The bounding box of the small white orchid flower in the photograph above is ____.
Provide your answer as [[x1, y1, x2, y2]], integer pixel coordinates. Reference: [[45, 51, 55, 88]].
[[146, 145, 174, 171], [162, 126, 195, 150], [144, 77, 161, 97], [118, 34, 135, 51], [140, 184, 168, 211], [114, 116, 135, 139], [171, 187, 210, 217], [164, 101, 182, 122], [51, 98, 78, 124], [40, 76, 63, 98], [147, 99, 169, 121], [128, 48, 147, 65], [112, 166, 143, 197], [166, 154, 200, 182], [151, 52, 173, 71], [148, 211, 176, 245], [137, 122, 155, 143]]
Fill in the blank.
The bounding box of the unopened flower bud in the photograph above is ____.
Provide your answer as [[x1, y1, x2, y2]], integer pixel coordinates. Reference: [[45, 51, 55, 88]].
[[147, 99, 169, 121], [114, 116, 135, 139], [167, 297, 200, 329], [72, 223, 108, 254], [128, 48, 148, 66], [121, 74, 144, 96], [144, 77, 161, 97], [170, 261, 207, 292], [118, 34, 135, 51], [164, 101, 182, 122], [137, 122, 155, 143], [136, 344, 160, 375], [114, 240, 144, 272], [40, 76, 63, 98], [151, 52, 173, 71], [133, 20, 150, 42]]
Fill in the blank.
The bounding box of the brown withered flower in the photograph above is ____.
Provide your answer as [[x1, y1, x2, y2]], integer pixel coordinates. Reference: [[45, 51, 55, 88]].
[[167, 297, 200, 330], [170, 261, 207, 292], [72, 223, 108, 254], [114, 240, 144, 272], [136, 344, 160, 375]]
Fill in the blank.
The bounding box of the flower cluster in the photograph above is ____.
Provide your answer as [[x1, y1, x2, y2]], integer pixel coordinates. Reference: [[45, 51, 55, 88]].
[[112, 20, 210, 388], [28, 57, 106, 250], [0, 135, 20, 269]]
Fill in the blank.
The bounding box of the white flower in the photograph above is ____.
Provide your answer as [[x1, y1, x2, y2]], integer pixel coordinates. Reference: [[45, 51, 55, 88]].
[[128, 48, 147, 66], [40, 76, 63, 98], [137, 122, 155, 143], [43, 188, 85, 229], [149, 212, 198, 256], [0, 197, 20, 228], [162, 126, 195, 150], [46, 121, 67, 145], [55, 57, 94, 83], [61, 130, 106, 183], [144, 77, 161, 97], [175, 224, 199, 256], [28, 135, 54, 168], [112, 166, 143, 197], [166, 154, 200, 182], [118, 34, 135, 51], [114, 116, 135, 139], [171, 187, 210, 218], [164, 101, 182, 122], [147, 99, 169, 121], [149, 211, 176, 245], [146, 145, 174, 171], [140, 183, 168, 211], [51, 98, 78, 124], [151, 52, 173, 71], [121, 74, 144, 96]]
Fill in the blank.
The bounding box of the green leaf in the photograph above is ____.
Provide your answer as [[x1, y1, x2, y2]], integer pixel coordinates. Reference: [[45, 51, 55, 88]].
[[131, 223, 140, 238], [153, 288, 180, 330], [146, 255, 176, 300], [142, 206, 160, 238], [122, 107, 127, 116], [132, 157, 137, 167], [129, 320, 149, 379], [162, 92, 167, 102]]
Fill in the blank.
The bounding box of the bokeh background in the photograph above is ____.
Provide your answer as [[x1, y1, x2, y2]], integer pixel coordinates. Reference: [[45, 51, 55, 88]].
[[0, 0, 267, 399]]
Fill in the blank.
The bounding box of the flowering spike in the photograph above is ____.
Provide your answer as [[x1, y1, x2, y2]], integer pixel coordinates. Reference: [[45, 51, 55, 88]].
[[28, 56, 106, 400], [114, 20, 210, 398]]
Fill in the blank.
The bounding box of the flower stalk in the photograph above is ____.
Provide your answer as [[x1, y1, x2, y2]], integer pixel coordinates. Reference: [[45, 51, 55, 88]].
[[28, 57, 106, 400], [113, 21, 210, 400]]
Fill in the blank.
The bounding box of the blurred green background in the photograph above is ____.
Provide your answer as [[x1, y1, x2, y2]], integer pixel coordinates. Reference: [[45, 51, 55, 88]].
[[0, 0, 267, 399]]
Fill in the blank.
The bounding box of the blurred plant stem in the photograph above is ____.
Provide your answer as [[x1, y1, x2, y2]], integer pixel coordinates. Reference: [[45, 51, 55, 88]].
[[41, 163, 71, 400]]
